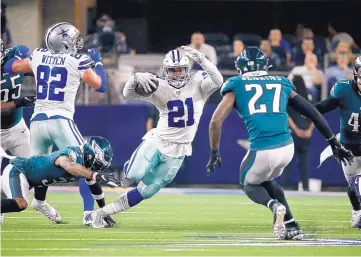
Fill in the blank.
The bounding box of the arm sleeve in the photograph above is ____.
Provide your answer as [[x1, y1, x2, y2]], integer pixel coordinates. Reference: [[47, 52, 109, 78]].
[[122, 74, 155, 103], [288, 94, 334, 140], [199, 57, 224, 98], [314, 97, 340, 114]]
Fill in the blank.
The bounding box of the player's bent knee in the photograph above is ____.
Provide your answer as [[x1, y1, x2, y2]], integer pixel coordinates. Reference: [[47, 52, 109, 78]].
[[15, 198, 28, 211], [137, 183, 162, 199]]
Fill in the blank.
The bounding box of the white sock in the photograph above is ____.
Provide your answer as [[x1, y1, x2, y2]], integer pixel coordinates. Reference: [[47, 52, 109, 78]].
[[102, 193, 130, 215]]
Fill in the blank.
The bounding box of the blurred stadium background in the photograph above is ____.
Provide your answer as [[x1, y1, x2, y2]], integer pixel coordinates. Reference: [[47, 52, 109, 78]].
[[1, 0, 360, 191]]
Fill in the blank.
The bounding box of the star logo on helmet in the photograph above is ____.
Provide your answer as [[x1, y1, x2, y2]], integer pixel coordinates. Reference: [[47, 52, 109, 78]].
[[57, 27, 70, 38]]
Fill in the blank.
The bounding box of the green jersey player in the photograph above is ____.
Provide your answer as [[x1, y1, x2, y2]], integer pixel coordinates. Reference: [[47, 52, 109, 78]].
[[0, 136, 119, 226], [207, 46, 353, 240]]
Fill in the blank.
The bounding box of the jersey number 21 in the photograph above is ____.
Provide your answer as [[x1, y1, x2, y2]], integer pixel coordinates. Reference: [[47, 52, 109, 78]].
[[246, 84, 281, 115]]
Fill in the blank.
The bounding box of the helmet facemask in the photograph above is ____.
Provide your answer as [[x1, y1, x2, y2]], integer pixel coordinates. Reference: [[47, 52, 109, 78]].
[[163, 65, 190, 89], [0, 39, 5, 64], [353, 57, 361, 93]]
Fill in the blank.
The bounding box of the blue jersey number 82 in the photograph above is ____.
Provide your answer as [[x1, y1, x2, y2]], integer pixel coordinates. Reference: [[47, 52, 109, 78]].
[[36, 65, 68, 101]]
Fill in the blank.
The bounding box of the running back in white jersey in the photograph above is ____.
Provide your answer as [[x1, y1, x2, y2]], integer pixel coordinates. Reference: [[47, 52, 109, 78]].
[[124, 67, 222, 157], [29, 48, 93, 120]]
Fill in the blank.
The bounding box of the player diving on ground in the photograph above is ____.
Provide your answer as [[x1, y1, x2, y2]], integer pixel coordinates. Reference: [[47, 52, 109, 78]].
[[206, 46, 354, 240], [0, 136, 119, 226]]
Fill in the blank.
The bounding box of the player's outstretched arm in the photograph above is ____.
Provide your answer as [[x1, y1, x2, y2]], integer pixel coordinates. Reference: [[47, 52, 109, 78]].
[[83, 48, 108, 93], [1, 96, 36, 113], [56, 156, 93, 179], [207, 92, 235, 172], [288, 90, 353, 165], [56, 156, 120, 187], [181, 46, 223, 96], [314, 97, 340, 114], [3, 45, 32, 74]]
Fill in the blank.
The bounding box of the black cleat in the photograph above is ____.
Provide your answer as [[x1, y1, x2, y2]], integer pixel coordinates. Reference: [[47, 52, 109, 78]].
[[285, 221, 304, 240], [103, 215, 116, 227]]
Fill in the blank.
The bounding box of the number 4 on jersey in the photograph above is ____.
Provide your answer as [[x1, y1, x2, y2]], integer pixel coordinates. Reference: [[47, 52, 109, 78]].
[[348, 112, 360, 132]]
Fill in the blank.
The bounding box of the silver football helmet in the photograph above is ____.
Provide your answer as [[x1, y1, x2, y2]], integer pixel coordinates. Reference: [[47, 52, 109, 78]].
[[45, 22, 83, 54], [163, 49, 191, 89]]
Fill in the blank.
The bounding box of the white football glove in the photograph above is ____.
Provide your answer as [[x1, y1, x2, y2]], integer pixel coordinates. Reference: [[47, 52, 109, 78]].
[[181, 46, 205, 64], [134, 72, 158, 94]]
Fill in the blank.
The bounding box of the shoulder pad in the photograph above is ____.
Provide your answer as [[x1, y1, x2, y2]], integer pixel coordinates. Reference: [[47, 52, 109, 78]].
[[220, 76, 239, 96], [280, 76, 296, 91], [330, 79, 352, 99], [76, 54, 93, 70]]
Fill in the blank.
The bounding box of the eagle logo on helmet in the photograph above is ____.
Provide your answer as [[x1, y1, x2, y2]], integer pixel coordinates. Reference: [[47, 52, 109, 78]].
[[92, 140, 111, 167]]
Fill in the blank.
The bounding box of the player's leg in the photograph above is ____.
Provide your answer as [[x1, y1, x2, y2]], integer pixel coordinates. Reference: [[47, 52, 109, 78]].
[[6, 119, 31, 158], [342, 157, 361, 228], [1, 164, 30, 214], [29, 120, 62, 223], [49, 118, 96, 224], [92, 143, 182, 228]]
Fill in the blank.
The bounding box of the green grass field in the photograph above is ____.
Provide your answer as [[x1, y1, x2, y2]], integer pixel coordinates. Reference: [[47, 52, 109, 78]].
[[1, 189, 361, 256]]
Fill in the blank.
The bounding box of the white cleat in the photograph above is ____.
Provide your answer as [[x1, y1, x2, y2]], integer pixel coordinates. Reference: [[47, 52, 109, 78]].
[[91, 209, 108, 228], [273, 203, 286, 240], [0, 214, 4, 225], [351, 209, 361, 228], [31, 199, 62, 224], [83, 211, 93, 226]]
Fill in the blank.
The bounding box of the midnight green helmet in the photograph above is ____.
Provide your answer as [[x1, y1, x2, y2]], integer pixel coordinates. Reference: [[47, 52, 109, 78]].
[[81, 136, 113, 172], [235, 46, 268, 75]]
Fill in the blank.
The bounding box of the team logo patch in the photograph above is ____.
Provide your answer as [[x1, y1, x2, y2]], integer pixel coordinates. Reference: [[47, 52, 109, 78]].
[[68, 149, 77, 162]]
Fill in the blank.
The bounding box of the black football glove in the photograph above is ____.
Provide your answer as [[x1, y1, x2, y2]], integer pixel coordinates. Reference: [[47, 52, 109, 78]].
[[91, 172, 120, 188], [206, 149, 222, 173], [328, 136, 354, 166], [14, 96, 36, 108]]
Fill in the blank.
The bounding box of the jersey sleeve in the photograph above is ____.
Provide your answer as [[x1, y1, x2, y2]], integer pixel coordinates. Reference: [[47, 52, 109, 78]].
[[281, 77, 296, 91], [29, 48, 48, 70], [77, 55, 94, 78], [330, 80, 350, 100], [220, 77, 237, 96], [65, 147, 84, 165]]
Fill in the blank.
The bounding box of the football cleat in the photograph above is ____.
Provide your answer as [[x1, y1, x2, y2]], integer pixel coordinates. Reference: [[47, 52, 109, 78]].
[[31, 199, 62, 224], [285, 221, 304, 240], [91, 209, 109, 228], [272, 202, 286, 240], [83, 211, 93, 226], [351, 209, 361, 228], [103, 215, 116, 227]]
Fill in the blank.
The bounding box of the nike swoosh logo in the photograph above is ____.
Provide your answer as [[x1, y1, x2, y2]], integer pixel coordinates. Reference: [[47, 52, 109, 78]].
[[21, 129, 26, 133]]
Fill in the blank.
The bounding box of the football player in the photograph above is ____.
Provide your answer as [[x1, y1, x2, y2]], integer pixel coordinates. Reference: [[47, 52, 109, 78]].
[[315, 56, 361, 228], [0, 136, 118, 227], [90, 46, 223, 228], [206, 47, 353, 240], [1, 39, 36, 224], [1, 39, 35, 161], [3, 22, 110, 225]]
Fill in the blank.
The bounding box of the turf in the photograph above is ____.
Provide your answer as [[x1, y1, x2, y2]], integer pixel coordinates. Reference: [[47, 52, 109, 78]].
[[1, 189, 361, 256]]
